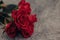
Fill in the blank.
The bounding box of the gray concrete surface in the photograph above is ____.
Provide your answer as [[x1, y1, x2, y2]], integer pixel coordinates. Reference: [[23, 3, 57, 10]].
[[0, 0, 60, 40]]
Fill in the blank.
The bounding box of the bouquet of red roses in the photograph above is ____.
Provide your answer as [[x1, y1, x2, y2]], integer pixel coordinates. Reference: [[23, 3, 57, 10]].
[[4, 0, 37, 38]]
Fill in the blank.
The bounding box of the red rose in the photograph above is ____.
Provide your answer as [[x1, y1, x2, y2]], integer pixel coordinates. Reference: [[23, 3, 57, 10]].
[[18, 0, 30, 8], [12, 8, 31, 30], [12, 5, 31, 20], [18, 0, 31, 14], [18, 3, 31, 15], [5, 22, 17, 38], [15, 13, 29, 30], [19, 2, 30, 9], [28, 14, 37, 23], [21, 23, 34, 38]]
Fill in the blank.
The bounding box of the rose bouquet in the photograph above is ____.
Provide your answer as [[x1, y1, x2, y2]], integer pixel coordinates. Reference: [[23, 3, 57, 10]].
[[1, 0, 37, 38]]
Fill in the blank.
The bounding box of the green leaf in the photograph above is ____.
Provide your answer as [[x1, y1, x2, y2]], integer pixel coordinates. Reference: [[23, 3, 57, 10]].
[[0, 13, 10, 24], [3, 4, 18, 13]]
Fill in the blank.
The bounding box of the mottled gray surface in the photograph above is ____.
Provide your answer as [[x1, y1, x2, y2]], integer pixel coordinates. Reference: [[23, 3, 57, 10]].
[[0, 0, 60, 40]]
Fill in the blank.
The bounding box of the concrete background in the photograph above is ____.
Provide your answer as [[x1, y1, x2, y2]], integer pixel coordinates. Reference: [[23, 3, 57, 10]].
[[0, 0, 60, 40]]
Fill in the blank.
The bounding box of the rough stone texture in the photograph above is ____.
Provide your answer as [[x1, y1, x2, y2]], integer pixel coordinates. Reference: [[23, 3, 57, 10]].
[[0, 0, 60, 40]]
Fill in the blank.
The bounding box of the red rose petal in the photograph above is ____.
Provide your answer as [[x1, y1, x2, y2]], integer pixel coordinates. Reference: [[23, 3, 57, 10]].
[[12, 10, 17, 19], [28, 14, 37, 23]]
